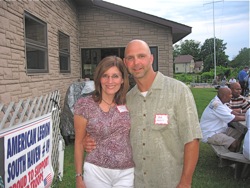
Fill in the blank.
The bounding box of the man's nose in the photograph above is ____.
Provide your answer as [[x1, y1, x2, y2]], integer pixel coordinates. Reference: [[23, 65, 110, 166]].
[[133, 57, 140, 65]]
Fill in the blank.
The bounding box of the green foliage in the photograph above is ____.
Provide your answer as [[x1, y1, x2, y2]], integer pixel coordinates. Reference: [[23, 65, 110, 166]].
[[201, 38, 229, 72], [174, 73, 194, 83], [173, 44, 181, 58], [173, 39, 201, 61], [230, 67, 242, 79], [230, 48, 250, 68], [201, 71, 214, 80], [201, 66, 232, 81]]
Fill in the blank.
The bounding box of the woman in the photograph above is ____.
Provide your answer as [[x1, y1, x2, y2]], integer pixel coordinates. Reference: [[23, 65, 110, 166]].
[[74, 56, 134, 188]]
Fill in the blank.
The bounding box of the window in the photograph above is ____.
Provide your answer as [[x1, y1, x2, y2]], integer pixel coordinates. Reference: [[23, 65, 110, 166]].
[[150, 47, 158, 71], [81, 47, 158, 79], [59, 32, 70, 73], [24, 12, 48, 73]]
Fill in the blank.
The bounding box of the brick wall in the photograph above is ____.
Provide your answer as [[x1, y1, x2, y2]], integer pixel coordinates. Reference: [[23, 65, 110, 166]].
[[0, 1, 174, 106], [78, 6, 173, 76], [0, 0, 80, 105]]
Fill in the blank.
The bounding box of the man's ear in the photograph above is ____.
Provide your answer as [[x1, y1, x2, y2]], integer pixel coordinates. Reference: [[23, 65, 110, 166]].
[[150, 54, 154, 65], [123, 58, 128, 67]]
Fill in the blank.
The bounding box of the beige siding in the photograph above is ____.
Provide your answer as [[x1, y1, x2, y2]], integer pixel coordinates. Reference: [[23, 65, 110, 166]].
[[0, 0, 80, 105], [0, 1, 175, 106], [78, 7, 173, 76]]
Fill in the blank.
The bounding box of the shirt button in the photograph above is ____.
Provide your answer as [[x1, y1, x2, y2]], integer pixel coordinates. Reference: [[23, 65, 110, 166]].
[[143, 157, 146, 160], [143, 114, 146, 117], [144, 100, 146, 102], [143, 143, 145, 146], [143, 128, 146, 131], [144, 172, 147, 175]]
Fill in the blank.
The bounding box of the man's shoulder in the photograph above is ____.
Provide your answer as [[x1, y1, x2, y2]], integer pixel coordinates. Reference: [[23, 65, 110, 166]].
[[208, 98, 221, 110], [160, 74, 188, 88], [207, 96, 227, 110], [127, 86, 137, 98]]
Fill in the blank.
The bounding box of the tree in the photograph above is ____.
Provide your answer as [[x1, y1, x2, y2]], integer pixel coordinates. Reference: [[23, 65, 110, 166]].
[[173, 44, 181, 58], [229, 48, 250, 68], [200, 38, 229, 72], [173, 39, 201, 61]]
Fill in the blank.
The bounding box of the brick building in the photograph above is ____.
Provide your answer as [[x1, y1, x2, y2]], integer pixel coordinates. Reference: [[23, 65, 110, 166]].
[[0, 0, 191, 105]]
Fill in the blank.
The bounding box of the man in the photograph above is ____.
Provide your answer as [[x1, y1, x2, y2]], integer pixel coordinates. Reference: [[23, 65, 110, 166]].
[[228, 82, 250, 115], [200, 87, 245, 152], [85, 40, 202, 188], [228, 77, 236, 84], [237, 66, 249, 95]]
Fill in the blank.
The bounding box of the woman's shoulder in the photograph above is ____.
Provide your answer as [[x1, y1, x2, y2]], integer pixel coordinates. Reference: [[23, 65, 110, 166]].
[[75, 95, 94, 106]]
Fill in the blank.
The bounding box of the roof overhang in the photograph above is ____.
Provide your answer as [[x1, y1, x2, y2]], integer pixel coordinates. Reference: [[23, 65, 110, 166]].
[[73, 0, 191, 43]]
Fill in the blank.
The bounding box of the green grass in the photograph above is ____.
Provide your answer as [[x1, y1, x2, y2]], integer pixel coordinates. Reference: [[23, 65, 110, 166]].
[[53, 88, 250, 188], [52, 140, 75, 188], [190, 88, 217, 117]]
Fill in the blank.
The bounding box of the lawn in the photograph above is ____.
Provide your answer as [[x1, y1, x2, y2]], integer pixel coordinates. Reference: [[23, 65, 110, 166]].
[[52, 88, 250, 188]]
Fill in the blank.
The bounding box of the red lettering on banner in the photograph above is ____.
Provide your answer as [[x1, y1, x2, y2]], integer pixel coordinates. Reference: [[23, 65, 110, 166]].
[[30, 172, 43, 188], [35, 156, 49, 176], [9, 175, 27, 188]]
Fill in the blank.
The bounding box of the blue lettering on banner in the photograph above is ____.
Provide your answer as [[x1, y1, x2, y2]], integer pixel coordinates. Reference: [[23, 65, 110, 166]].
[[7, 154, 26, 183], [7, 128, 37, 159], [37, 122, 50, 141], [27, 145, 41, 169]]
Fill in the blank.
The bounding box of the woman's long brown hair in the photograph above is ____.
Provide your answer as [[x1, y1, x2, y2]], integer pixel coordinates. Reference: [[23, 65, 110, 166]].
[[92, 56, 129, 105]]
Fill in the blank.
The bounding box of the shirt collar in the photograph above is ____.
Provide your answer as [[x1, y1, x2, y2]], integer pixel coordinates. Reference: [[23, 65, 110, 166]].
[[128, 71, 164, 97]]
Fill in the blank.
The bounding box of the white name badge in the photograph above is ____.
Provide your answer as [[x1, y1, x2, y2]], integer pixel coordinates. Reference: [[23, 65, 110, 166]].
[[155, 114, 169, 125], [117, 105, 128, 113]]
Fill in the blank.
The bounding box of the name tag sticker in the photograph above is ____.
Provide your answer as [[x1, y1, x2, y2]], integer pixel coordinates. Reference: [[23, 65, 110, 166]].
[[155, 114, 169, 125], [117, 105, 128, 113]]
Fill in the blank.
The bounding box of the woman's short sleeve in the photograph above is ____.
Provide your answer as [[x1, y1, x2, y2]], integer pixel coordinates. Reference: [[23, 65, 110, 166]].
[[73, 96, 90, 118]]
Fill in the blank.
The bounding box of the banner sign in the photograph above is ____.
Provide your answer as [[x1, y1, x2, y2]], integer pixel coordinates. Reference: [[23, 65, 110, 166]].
[[0, 113, 54, 188]]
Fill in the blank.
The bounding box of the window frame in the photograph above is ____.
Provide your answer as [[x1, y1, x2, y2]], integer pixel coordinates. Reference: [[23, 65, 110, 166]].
[[58, 31, 70, 73], [24, 12, 48, 74]]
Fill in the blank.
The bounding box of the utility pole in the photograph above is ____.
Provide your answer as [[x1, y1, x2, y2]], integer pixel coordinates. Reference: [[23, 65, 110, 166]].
[[213, 1, 216, 80], [204, 0, 223, 80]]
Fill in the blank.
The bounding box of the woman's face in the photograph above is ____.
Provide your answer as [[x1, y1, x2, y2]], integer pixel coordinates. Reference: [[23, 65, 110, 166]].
[[100, 66, 124, 97]]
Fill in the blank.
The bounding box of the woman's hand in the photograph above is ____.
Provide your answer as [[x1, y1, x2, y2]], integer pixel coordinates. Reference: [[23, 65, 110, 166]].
[[76, 177, 86, 188], [83, 134, 96, 153]]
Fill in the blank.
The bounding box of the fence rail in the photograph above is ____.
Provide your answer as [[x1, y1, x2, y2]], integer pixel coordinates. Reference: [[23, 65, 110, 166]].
[[0, 90, 64, 182]]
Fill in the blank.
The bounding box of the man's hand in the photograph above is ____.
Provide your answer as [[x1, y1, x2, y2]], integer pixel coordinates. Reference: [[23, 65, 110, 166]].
[[83, 134, 96, 152]]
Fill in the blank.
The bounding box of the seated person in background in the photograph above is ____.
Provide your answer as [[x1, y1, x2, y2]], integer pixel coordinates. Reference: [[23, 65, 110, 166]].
[[228, 82, 250, 114], [220, 76, 227, 87], [229, 77, 236, 83], [200, 87, 245, 152]]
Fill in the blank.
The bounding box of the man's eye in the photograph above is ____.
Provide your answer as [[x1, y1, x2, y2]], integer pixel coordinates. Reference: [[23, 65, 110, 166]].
[[126, 57, 134, 61]]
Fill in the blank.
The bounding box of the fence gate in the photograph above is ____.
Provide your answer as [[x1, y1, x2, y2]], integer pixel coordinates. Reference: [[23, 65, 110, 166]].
[[0, 90, 64, 184]]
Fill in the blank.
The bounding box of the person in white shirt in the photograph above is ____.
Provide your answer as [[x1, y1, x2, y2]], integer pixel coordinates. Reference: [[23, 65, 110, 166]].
[[229, 77, 236, 83], [200, 87, 245, 152]]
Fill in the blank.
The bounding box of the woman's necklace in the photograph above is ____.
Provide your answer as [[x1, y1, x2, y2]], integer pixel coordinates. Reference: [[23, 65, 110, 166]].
[[102, 98, 113, 109]]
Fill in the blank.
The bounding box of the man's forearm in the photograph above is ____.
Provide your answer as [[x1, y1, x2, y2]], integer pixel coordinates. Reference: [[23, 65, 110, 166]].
[[177, 139, 200, 188]]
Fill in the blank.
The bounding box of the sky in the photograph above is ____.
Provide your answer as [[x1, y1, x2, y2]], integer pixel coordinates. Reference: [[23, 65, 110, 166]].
[[104, 0, 249, 61]]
